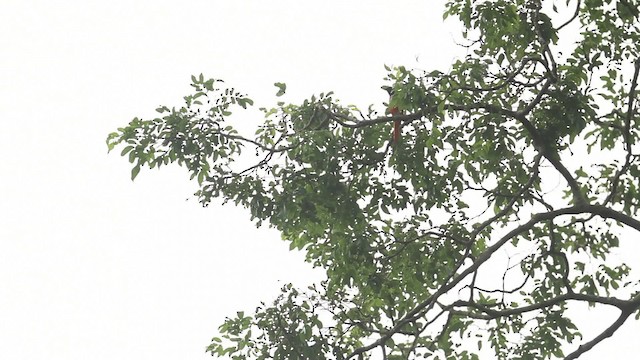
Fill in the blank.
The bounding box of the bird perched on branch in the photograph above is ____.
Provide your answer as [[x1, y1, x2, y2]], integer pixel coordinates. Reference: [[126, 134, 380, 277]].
[[382, 86, 402, 143]]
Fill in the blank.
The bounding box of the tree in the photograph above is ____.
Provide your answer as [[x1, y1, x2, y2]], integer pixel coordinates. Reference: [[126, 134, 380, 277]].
[[106, 1, 640, 358]]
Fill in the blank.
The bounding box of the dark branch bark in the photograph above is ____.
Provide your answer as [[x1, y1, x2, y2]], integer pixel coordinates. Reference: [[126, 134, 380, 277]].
[[564, 305, 637, 360], [452, 292, 637, 320], [556, 0, 582, 31]]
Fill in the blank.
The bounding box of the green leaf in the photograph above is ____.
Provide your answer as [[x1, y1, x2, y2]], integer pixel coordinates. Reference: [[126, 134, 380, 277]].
[[120, 145, 134, 156], [131, 165, 141, 180], [274, 82, 286, 96]]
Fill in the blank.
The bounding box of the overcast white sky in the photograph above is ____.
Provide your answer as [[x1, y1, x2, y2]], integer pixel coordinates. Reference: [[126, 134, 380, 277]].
[[0, 1, 638, 359]]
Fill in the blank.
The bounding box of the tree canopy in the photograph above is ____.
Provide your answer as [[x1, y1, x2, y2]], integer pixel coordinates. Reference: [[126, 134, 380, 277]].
[[107, 0, 640, 359]]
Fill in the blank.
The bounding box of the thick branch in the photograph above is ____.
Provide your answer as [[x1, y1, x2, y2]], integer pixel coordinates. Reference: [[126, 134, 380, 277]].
[[564, 303, 637, 360], [543, 152, 588, 206], [329, 101, 520, 130], [452, 292, 637, 320]]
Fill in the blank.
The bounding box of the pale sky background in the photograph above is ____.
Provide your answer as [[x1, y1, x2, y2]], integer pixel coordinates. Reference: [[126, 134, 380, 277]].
[[0, 1, 638, 359]]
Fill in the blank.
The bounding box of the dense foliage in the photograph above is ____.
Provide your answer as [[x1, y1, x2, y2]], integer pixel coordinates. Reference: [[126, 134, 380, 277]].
[[107, 1, 640, 359]]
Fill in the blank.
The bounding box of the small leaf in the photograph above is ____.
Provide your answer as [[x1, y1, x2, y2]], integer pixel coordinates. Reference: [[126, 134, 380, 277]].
[[120, 145, 134, 156], [106, 133, 119, 152], [131, 165, 141, 180], [237, 98, 255, 109], [274, 82, 287, 97]]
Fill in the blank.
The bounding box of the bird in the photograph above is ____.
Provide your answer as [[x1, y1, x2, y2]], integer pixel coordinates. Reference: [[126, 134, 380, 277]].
[[382, 86, 402, 143]]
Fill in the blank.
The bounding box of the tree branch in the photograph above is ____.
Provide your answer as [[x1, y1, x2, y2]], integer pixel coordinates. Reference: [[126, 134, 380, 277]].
[[452, 292, 637, 320], [556, 0, 582, 32], [564, 306, 636, 360]]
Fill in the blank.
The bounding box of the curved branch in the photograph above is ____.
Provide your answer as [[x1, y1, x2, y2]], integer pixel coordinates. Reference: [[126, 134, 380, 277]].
[[543, 152, 588, 206], [516, 78, 554, 118], [329, 101, 521, 131], [564, 306, 636, 360], [556, 0, 582, 32], [452, 292, 637, 320]]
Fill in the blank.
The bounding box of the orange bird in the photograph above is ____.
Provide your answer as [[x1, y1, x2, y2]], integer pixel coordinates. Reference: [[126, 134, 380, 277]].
[[383, 86, 402, 143]]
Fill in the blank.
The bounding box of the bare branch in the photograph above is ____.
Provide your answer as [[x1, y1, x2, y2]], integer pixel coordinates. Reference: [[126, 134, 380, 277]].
[[556, 0, 582, 32], [564, 305, 637, 360]]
